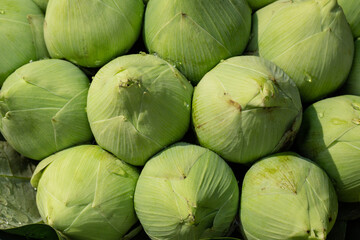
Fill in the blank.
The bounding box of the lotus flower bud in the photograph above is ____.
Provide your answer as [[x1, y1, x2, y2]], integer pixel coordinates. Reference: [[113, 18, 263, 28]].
[[144, 0, 252, 84], [0, 59, 92, 160], [134, 143, 239, 240], [31, 145, 139, 240], [248, 0, 354, 103], [87, 54, 193, 166], [295, 95, 360, 202], [0, 0, 48, 86], [44, 0, 144, 67], [240, 152, 338, 240], [192, 56, 302, 164]]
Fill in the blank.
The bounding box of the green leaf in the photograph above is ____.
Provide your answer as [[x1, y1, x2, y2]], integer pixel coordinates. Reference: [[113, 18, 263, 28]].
[[0, 141, 62, 239], [0, 141, 40, 229], [4, 224, 65, 240]]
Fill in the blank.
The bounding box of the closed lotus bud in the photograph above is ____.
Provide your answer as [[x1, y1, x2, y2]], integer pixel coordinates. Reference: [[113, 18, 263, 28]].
[[338, 0, 360, 38], [144, 0, 252, 84], [31, 145, 140, 240], [0, 0, 48, 86], [87, 54, 193, 166], [44, 0, 144, 67], [134, 143, 239, 240], [295, 95, 360, 202], [0, 59, 93, 160], [341, 38, 360, 95], [248, 0, 354, 103], [240, 153, 338, 240], [192, 56, 302, 164]]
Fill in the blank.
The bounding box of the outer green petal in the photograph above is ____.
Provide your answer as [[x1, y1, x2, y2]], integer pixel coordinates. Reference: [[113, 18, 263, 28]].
[[245, 0, 277, 10], [0, 59, 93, 160], [192, 56, 302, 164], [295, 95, 360, 202], [31, 145, 139, 240], [240, 152, 338, 240], [87, 54, 193, 166], [44, 0, 144, 67], [0, 0, 48, 86], [32, 0, 48, 12], [250, 0, 354, 103], [134, 143, 239, 240], [144, 0, 251, 84], [338, 0, 360, 38]]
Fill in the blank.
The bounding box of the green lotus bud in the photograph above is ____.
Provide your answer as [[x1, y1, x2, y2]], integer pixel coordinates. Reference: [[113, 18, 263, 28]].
[[0, 0, 48, 86], [44, 0, 144, 67], [338, 0, 360, 38], [245, 0, 276, 10], [342, 39, 360, 95], [144, 0, 251, 84], [134, 143, 239, 240], [248, 0, 354, 103], [87, 54, 193, 166], [240, 152, 338, 240], [32, 0, 48, 12], [192, 56, 302, 164], [295, 95, 360, 202], [31, 145, 139, 240], [0, 59, 92, 160]]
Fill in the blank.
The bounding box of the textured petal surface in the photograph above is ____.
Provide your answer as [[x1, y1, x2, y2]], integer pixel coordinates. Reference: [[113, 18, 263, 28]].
[[240, 153, 338, 240], [87, 54, 193, 166], [144, 0, 251, 84], [0, 59, 92, 160], [0, 0, 48, 85], [295, 95, 360, 202], [250, 0, 354, 103], [45, 0, 144, 67], [134, 143, 239, 240], [33, 145, 139, 240], [192, 56, 302, 164]]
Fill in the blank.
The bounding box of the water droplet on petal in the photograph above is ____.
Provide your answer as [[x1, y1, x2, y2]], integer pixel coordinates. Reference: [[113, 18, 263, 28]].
[[183, 102, 190, 108], [351, 102, 360, 111], [0, 10, 5, 14], [331, 118, 347, 125], [304, 72, 314, 83], [318, 113, 324, 118]]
